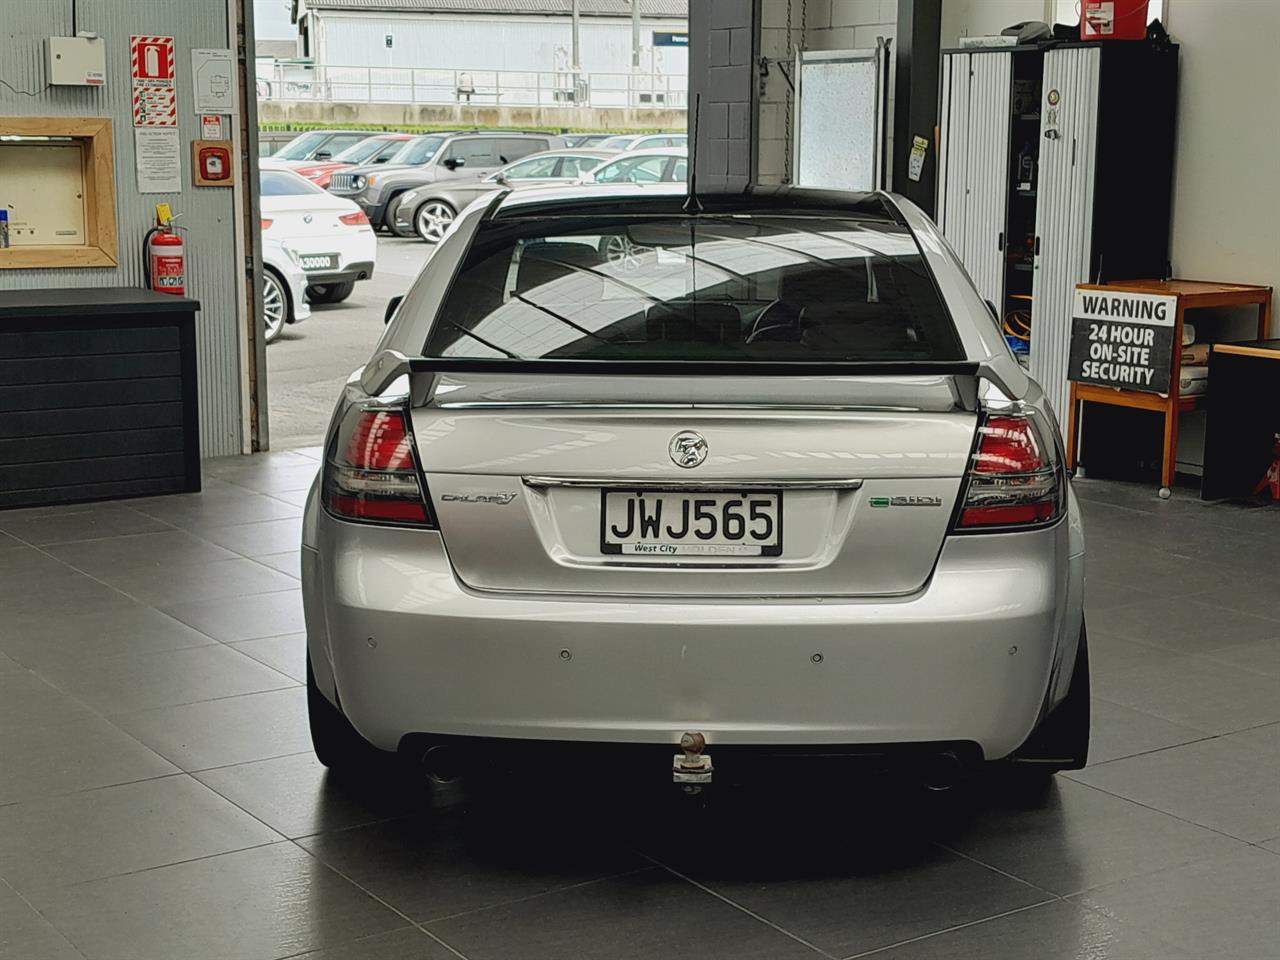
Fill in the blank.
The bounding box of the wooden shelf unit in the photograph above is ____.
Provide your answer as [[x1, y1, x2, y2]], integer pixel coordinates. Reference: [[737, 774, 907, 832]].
[[1065, 279, 1274, 493]]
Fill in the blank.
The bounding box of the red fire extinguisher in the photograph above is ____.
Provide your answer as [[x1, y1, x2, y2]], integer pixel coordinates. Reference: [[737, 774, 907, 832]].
[[143, 210, 186, 296]]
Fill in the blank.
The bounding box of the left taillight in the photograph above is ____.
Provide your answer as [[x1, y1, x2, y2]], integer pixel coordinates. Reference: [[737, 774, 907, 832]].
[[322, 404, 434, 526], [339, 210, 370, 227], [953, 412, 1063, 531]]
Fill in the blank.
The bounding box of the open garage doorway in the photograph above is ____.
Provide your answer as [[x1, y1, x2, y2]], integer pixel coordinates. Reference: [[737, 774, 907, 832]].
[[252, 0, 690, 449]]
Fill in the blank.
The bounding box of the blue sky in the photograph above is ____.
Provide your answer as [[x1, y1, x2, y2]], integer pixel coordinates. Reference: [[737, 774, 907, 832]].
[[254, 0, 294, 40]]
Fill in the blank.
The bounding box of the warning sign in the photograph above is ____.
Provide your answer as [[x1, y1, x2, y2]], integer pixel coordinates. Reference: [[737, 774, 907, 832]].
[[1068, 288, 1177, 394], [131, 36, 177, 127]]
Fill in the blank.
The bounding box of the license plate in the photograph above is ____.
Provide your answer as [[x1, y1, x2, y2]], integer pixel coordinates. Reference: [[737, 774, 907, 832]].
[[299, 253, 337, 271], [600, 489, 782, 557]]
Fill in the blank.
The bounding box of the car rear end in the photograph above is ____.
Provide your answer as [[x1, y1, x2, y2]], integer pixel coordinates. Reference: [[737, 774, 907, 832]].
[[302, 188, 1085, 777]]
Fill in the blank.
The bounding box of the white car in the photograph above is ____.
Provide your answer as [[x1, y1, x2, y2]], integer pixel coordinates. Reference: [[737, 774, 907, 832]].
[[259, 163, 377, 304], [578, 146, 688, 186], [261, 236, 310, 344]]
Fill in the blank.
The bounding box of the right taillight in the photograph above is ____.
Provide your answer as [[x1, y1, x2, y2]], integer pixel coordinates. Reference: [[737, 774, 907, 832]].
[[322, 403, 434, 526], [954, 412, 1063, 531]]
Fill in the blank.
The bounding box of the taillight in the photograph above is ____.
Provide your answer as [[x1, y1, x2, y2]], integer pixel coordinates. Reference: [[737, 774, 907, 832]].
[[322, 404, 434, 526], [260, 218, 273, 231], [954, 412, 1063, 530], [339, 210, 370, 227]]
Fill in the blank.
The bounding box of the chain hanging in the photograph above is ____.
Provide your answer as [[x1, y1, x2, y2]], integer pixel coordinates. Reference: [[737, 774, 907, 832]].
[[782, 0, 793, 183]]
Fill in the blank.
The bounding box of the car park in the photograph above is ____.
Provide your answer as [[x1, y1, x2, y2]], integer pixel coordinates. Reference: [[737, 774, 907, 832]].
[[580, 146, 687, 185], [301, 184, 1088, 788], [270, 128, 376, 166], [390, 148, 617, 242], [291, 133, 413, 188], [261, 235, 311, 344], [259, 164, 377, 304], [327, 131, 564, 232]]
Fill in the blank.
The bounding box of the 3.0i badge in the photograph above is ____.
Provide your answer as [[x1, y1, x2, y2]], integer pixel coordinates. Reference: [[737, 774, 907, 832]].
[[869, 496, 944, 508]]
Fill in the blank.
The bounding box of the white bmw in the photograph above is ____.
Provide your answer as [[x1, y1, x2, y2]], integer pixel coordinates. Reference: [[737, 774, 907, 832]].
[[259, 163, 377, 305]]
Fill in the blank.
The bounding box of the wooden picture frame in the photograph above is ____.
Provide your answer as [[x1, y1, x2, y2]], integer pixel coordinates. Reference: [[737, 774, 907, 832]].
[[0, 116, 118, 269]]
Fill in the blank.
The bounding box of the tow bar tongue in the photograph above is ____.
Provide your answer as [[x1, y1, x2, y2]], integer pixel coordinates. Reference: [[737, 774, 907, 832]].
[[672, 732, 713, 792]]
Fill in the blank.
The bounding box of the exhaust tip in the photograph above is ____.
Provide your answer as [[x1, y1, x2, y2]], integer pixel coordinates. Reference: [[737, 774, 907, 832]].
[[917, 750, 964, 792], [421, 744, 465, 785]]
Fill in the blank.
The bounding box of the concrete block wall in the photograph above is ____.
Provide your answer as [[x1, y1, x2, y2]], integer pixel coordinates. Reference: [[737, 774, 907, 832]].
[[758, 0, 898, 185], [689, 0, 755, 190]]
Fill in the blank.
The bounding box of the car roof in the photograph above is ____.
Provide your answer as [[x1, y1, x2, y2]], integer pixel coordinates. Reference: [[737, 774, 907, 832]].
[[513, 148, 618, 159], [606, 146, 688, 158], [489, 182, 897, 221]]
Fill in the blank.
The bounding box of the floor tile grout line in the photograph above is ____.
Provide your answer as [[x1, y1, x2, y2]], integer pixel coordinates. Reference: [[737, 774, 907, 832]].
[[1072, 716, 1280, 770], [931, 841, 1069, 904], [839, 899, 1057, 960], [0, 874, 92, 960], [0, 766, 189, 810], [636, 851, 841, 959], [1057, 777, 1269, 847], [102, 679, 305, 722], [60, 838, 287, 890], [185, 749, 314, 777], [417, 865, 656, 926], [287, 840, 472, 960]]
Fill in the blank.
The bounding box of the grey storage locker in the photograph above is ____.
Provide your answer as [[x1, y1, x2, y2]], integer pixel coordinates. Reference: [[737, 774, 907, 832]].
[[937, 40, 1179, 437]]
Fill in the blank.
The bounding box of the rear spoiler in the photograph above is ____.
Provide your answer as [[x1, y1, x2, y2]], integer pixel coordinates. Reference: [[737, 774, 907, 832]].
[[359, 352, 1019, 412]]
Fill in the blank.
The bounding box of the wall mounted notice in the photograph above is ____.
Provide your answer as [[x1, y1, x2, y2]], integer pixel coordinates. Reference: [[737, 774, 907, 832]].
[[131, 36, 177, 126], [191, 48, 236, 115], [134, 127, 182, 193], [1068, 287, 1177, 394]]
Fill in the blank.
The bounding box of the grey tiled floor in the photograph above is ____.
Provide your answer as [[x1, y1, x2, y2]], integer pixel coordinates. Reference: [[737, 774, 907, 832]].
[[2, 451, 1279, 959]]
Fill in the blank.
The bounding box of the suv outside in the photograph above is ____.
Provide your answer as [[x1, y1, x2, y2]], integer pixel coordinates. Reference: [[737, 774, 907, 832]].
[[327, 131, 564, 231]]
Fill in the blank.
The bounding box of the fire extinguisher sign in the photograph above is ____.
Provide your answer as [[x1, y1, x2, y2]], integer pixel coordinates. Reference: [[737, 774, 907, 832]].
[[131, 36, 178, 127]]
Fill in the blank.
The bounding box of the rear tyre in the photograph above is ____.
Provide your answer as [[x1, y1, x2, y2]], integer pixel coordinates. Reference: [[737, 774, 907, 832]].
[[262, 268, 289, 344], [306, 281, 355, 304], [1007, 620, 1091, 779], [307, 654, 382, 772]]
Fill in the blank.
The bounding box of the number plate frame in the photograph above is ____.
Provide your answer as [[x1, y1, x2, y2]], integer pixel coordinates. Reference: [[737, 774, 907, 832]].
[[599, 488, 783, 557], [299, 253, 338, 271]]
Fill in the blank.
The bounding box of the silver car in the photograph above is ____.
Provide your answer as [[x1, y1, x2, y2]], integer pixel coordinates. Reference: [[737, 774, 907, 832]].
[[301, 184, 1088, 788]]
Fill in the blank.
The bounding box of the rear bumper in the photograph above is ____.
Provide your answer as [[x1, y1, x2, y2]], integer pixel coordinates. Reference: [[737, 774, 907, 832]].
[[305, 260, 375, 285], [304, 503, 1083, 759]]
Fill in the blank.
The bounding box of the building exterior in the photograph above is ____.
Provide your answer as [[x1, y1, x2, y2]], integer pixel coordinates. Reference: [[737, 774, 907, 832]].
[[292, 0, 689, 77]]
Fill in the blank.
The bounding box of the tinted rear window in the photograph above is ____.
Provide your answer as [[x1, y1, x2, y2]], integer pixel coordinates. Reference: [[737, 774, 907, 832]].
[[424, 216, 961, 362]]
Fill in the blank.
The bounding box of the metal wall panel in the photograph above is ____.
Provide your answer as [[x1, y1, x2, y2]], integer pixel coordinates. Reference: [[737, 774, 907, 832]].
[[0, 0, 245, 457], [938, 54, 969, 257], [1030, 46, 1100, 436]]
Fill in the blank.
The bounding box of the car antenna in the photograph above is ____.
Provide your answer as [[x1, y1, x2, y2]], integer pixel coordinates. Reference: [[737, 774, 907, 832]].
[[683, 93, 703, 214]]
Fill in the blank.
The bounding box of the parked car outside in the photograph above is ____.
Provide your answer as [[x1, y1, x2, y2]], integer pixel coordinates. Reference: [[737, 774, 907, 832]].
[[261, 235, 310, 344], [292, 133, 413, 188], [562, 133, 619, 148], [271, 129, 375, 166], [300, 184, 1089, 791], [327, 131, 564, 232], [594, 133, 688, 151], [258, 129, 299, 157], [390, 148, 618, 242], [259, 163, 377, 304], [579, 147, 687, 185]]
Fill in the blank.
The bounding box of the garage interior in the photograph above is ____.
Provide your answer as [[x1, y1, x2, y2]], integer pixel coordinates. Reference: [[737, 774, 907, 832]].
[[2, 1, 1279, 959]]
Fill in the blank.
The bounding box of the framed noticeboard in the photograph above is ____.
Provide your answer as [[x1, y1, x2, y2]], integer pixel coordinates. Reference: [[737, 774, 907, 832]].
[[1068, 288, 1178, 394], [0, 116, 118, 269]]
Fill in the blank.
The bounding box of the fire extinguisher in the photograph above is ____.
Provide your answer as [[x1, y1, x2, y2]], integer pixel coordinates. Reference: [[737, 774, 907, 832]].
[[143, 210, 186, 296]]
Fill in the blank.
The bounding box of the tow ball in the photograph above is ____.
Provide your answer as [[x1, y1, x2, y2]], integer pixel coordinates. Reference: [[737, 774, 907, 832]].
[[672, 732, 713, 793]]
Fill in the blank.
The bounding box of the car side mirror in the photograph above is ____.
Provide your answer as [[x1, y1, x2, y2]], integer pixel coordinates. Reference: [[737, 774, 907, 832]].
[[384, 294, 403, 325], [314, 150, 332, 161], [444, 157, 466, 170]]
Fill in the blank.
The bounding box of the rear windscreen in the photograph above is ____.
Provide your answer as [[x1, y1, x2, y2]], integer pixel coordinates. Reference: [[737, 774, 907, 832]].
[[424, 216, 962, 362]]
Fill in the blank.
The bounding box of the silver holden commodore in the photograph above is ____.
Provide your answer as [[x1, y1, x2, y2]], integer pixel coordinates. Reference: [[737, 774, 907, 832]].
[[301, 183, 1088, 789]]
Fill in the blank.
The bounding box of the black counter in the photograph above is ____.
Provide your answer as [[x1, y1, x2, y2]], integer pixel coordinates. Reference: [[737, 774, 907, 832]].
[[0, 287, 202, 509]]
